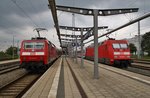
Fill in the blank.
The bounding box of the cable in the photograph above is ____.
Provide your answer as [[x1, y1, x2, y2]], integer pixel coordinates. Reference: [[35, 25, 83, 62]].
[[27, 0, 42, 26], [127, 0, 138, 7], [27, 0, 50, 38], [11, 0, 38, 27]]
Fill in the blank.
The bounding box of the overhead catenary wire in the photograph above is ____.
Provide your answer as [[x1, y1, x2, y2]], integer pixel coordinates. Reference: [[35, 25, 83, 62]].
[[27, 0, 43, 27], [83, 0, 149, 45], [84, 12, 150, 44], [11, 0, 39, 27], [122, 0, 139, 22], [11, 0, 57, 41], [27, 0, 50, 38]]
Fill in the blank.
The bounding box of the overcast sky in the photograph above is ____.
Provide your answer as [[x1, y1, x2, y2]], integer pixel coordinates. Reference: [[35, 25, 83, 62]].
[[0, 0, 150, 51]]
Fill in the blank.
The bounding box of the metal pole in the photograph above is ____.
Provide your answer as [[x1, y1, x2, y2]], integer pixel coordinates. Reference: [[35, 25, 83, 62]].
[[17, 40, 19, 58], [72, 43, 74, 61], [75, 36, 78, 63], [84, 12, 150, 45], [81, 28, 84, 68], [70, 44, 72, 58], [12, 35, 14, 59], [68, 44, 70, 57], [93, 10, 99, 79], [138, 21, 141, 59], [72, 13, 75, 62]]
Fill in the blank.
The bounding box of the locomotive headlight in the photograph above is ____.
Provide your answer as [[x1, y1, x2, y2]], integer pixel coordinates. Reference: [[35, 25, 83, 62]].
[[114, 56, 118, 58]]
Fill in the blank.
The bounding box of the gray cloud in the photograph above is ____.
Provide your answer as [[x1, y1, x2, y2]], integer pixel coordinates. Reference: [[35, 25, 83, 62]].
[[0, 0, 150, 51]]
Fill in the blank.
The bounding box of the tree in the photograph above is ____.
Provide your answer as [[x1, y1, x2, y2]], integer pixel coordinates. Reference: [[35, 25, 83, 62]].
[[0, 51, 11, 60], [0, 51, 6, 57], [5, 46, 18, 56], [129, 43, 137, 54], [141, 32, 150, 56]]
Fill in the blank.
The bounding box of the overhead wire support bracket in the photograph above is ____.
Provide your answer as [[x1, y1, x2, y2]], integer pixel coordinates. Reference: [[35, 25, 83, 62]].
[[56, 5, 138, 79], [84, 12, 150, 44], [59, 25, 107, 74], [61, 38, 81, 41], [56, 5, 138, 16], [60, 34, 81, 38], [59, 26, 108, 40]]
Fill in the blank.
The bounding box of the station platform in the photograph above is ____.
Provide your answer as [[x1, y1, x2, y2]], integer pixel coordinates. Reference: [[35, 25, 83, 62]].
[[0, 59, 19, 65], [22, 56, 150, 98]]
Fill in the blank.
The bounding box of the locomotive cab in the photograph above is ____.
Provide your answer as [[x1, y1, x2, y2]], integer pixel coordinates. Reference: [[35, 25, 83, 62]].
[[98, 39, 131, 68], [20, 37, 51, 70], [85, 39, 131, 68], [112, 41, 131, 68]]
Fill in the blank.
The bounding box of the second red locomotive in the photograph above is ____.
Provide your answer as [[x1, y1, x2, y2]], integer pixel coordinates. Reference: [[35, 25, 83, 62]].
[[20, 37, 58, 71], [85, 39, 131, 68]]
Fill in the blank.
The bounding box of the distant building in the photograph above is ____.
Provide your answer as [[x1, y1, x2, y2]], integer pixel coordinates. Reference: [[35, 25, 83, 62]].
[[125, 35, 143, 55]]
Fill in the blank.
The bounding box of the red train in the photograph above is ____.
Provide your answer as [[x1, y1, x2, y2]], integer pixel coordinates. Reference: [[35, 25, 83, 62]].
[[85, 39, 131, 68], [20, 37, 59, 71]]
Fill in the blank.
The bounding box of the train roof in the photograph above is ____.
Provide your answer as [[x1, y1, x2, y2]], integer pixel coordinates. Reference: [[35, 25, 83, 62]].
[[86, 39, 128, 48], [104, 39, 128, 43], [22, 37, 52, 44], [22, 37, 57, 47], [100, 39, 128, 46], [31, 37, 47, 40]]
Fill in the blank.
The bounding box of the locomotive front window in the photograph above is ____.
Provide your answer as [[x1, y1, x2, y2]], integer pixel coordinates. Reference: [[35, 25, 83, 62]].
[[35, 42, 44, 49], [24, 42, 44, 49], [120, 44, 127, 49], [113, 44, 120, 49], [24, 43, 34, 49]]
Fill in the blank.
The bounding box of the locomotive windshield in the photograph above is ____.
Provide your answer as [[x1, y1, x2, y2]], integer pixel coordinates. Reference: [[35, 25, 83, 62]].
[[113, 44, 120, 48], [120, 43, 128, 49], [24, 42, 44, 49], [112, 43, 128, 49]]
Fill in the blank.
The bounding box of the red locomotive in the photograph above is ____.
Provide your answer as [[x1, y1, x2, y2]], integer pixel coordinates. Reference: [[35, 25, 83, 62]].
[[85, 39, 131, 68], [20, 37, 58, 71]]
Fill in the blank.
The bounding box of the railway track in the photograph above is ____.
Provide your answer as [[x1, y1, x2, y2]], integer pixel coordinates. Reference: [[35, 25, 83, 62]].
[[0, 61, 20, 74], [130, 63, 150, 70], [0, 58, 58, 97], [85, 59, 150, 76], [126, 66, 150, 77], [126, 59, 150, 77], [132, 59, 150, 64], [0, 66, 20, 75], [0, 61, 19, 70], [0, 73, 41, 98]]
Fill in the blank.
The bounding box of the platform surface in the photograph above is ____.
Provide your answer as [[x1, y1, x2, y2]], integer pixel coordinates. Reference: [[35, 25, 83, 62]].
[[0, 59, 19, 64], [73, 58, 150, 98], [22, 56, 150, 98]]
